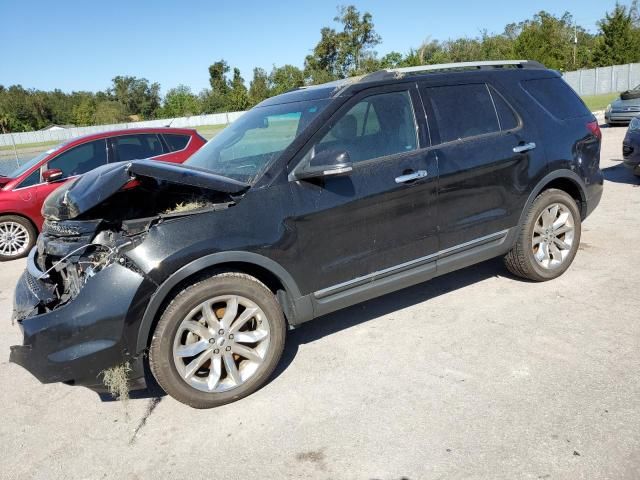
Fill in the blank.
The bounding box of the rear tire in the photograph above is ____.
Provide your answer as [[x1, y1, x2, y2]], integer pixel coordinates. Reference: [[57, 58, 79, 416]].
[[149, 272, 286, 408], [504, 189, 581, 282], [0, 215, 36, 261]]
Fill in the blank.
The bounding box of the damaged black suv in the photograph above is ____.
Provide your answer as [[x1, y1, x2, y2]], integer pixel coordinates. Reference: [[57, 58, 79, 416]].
[[10, 61, 603, 408]]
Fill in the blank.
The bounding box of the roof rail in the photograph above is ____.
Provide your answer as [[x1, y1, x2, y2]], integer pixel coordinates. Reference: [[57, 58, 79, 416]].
[[385, 60, 545, 75]]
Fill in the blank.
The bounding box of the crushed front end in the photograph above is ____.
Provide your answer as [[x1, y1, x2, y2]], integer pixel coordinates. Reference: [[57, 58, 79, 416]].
[[10, 218, 150, 389], [9, 160, 246, 391]]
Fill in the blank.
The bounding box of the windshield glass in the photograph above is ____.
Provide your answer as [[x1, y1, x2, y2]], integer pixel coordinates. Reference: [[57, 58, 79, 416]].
[[185, 98, 331, 183], [6, 147, 58, 178]]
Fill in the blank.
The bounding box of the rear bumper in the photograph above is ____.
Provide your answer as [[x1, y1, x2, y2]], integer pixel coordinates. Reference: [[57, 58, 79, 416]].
[[584, 181, 603, 218], [10, 259, 146, 390], [605, 111, 638, 124]]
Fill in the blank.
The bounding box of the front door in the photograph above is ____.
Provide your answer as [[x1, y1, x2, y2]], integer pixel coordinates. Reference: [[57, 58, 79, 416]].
[[36, 138, 110, 204], [288, 84, 439, 298]]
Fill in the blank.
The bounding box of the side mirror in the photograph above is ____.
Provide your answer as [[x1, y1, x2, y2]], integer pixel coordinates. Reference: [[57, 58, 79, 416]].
[[295, 150, 353, 181], [42, 168, 63, 183]]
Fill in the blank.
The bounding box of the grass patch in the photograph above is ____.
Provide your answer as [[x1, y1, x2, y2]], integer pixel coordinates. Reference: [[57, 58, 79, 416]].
[[0, 139, 59, 152], [101, 362, 132, 403], [163, 199, 211, 214], [581, 92, 619, 111], [195, 123, 227, 139]]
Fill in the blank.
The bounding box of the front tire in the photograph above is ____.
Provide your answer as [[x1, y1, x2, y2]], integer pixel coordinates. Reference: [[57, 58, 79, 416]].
[[149, 272, 286, 408], [0, 215, 36, 261], [504, 189, 582, 282]]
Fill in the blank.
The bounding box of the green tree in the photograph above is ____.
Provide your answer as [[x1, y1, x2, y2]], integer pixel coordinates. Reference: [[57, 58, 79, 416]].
[[228, 68, 250, 111], [72, 97, 96, 126], [109, 76, 161, 119], [305, 5, 381, 80], [334, 5, 381, 75], [305, 27, 341, 82], [93, 101, 126, 124], [269, 65, 305, 96], [513, 11, 592, 71], [248, 67, 270, 106], [202, 60, 231, 113], [161, 85, 201, 117], [593, 3, 640, 66]]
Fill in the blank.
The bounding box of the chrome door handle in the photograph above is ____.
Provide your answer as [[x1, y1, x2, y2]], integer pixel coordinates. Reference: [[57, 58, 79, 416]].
[[395, 170, 428, 184], [513, 142, 536, 153]]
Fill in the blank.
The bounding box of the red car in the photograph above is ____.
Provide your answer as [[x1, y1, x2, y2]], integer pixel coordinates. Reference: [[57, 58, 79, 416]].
[[0, 127, 206, 261]]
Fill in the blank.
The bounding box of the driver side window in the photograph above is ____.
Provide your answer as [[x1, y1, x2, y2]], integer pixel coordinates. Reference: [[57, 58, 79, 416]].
[[47, 139, 108, 179], [309, 90, 417, 164]]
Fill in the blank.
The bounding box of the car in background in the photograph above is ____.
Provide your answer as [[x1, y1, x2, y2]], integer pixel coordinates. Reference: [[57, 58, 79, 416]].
[[0, 128, 206, 261], [605, 86, 640, 126], [622, 117, 640, 176]]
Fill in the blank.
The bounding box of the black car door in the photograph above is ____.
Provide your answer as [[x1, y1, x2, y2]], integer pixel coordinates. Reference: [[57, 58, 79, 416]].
[[418, 79, 546, 252], [287, 83, 439, 301]]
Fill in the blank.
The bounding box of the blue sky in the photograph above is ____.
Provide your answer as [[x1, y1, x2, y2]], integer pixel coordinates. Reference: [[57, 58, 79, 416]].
[[0, 0, 619, 94]]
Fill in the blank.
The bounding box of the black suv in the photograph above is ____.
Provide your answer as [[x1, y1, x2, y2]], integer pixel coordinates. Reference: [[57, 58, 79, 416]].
[[10, 60, 603, 408]]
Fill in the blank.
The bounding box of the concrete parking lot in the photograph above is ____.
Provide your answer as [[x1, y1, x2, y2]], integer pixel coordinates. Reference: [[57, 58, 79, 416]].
[[1, 126, 638, 480]]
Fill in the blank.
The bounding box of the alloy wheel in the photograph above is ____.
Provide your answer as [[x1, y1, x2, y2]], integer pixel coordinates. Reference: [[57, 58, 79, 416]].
[[172, 294, 271, 393], [0, 221, 30, 258], [531, 202, 575, 269]]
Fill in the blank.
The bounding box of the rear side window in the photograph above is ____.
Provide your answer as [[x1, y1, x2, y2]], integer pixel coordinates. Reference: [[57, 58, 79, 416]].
[[112, 134, 164, 161], [163, 134, 191, 152], [521, 78, 591, 120], [422, 83, 500, 143]]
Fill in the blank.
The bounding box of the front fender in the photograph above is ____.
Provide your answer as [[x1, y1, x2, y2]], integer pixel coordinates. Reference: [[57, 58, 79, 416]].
[[131, 251, 310, 354]]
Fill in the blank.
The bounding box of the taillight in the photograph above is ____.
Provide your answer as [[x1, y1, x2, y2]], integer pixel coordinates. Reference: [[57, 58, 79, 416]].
[[586, 120, 601, 140]]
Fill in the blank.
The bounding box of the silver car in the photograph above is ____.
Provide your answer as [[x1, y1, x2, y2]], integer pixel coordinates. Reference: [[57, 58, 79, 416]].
[[605, 86, 640, 126]]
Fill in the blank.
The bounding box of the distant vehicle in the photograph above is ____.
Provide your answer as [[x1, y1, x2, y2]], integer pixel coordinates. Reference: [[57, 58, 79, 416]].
[[622, 117, 640, 176], [605, 86, 640, 126], [10, 60, 603, 408], [0, 128, 206, 260]]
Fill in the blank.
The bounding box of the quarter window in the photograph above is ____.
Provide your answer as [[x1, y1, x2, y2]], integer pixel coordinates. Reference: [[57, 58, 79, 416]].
[[18, 169, 41, 188], [422, 83, 500, 143], [521, 77, 591, 120], [47, 139, 108, 179], [310, 90, 417, 164]]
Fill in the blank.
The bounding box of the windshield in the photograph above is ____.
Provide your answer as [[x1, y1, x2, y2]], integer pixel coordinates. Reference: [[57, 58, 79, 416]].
[[6, 145, 61, 178], [185, 98, 331, 183]]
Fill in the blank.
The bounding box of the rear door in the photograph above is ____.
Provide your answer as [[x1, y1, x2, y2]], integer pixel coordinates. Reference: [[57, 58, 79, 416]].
[[288, 83, 439, 297], [419, 79, 546, 252], [109, 133, 165, 162]]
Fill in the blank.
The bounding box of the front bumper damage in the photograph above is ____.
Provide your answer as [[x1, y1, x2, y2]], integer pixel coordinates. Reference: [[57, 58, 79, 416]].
[[10, 249, 147, 390]]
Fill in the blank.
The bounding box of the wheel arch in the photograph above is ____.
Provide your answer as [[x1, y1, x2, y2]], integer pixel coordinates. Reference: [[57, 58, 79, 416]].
[[518, 170, 588, 228], [0, 212, 39, 233], [134, 251, 310, 354]]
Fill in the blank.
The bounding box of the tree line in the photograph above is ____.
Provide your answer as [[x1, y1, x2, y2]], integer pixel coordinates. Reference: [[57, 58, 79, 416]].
[[1, 2, 640, 133]]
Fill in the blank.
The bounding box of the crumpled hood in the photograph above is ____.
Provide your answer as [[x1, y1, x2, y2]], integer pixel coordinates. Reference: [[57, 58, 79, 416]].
[[42, 159, 249, 221]]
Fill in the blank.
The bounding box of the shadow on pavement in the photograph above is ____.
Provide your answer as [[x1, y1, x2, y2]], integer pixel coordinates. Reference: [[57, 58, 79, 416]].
[[602, 163, 640, 185], [272, 257, 510, 381]]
